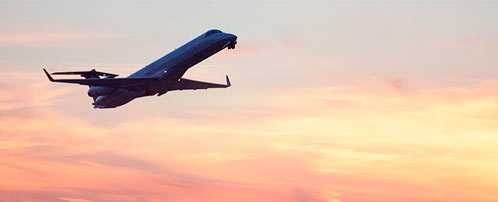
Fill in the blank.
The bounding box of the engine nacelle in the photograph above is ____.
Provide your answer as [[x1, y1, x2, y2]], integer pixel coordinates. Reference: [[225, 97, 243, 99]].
[[88, 86, 115, 97]]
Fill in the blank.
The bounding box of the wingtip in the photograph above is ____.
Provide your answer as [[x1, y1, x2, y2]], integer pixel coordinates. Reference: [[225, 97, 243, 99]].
[[43, 68, 54, 81], [226, 75, 231, 87]]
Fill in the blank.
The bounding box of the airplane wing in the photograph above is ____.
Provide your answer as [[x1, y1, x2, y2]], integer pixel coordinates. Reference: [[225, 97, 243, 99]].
[[43, 68, 159, 91], [168, 76, 231, 91]]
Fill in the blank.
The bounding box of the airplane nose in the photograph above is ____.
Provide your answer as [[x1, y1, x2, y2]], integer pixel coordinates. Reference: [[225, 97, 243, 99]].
[[225, 33, 237, 49], [224, 33, 237, 41]]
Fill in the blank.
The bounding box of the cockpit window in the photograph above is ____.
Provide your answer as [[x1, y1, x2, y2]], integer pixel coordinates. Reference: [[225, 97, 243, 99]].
[[205, 29, 222, 37]]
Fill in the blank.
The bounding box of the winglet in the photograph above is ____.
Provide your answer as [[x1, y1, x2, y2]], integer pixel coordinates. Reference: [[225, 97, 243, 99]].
[[43, 68, 54, 82], [226, 75, 231, 87]]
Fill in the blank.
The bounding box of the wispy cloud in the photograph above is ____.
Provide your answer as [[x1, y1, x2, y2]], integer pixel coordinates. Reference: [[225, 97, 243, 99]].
[[1, 76, 498, 201], [0, 32, 120, 45], [0, 81, 74, 111], [60, 197, 94, 202]]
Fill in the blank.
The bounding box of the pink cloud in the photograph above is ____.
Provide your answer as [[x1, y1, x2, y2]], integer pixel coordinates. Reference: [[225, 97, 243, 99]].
[[60, 197, 94, 202], [1, 74, 498, 202], [0, 32, 119, 45], [450, 37, 498, 48]]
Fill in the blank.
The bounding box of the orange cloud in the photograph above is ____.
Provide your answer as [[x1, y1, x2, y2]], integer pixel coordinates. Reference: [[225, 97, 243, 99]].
[[1, 75, 498, 202]]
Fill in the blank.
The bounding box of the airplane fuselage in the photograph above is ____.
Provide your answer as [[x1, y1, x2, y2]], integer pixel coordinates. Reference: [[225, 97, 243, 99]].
[[91, 29, 237, 108]]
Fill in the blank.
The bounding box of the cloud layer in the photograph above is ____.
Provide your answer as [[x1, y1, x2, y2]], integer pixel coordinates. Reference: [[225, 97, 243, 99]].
[[1, 76, 498, 202], [2, 2, 498, 201]]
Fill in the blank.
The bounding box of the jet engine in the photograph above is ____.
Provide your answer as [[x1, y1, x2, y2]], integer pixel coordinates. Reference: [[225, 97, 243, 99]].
[[88, 86, 115, 97]]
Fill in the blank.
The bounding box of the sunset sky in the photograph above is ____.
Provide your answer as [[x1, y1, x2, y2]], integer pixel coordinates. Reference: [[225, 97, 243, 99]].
[[1, 1, 498, 202]]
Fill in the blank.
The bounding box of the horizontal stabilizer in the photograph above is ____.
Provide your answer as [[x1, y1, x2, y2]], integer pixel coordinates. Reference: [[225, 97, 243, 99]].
[[51, 69, 118, 79]]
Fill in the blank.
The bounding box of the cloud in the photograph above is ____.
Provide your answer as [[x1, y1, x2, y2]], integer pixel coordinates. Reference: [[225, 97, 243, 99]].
[[0, 81, 74, 112], [450, 37, 498, 49], [60, 197, 94, 202], [1, 73, 498, 201], [0, 32, 120, 45]]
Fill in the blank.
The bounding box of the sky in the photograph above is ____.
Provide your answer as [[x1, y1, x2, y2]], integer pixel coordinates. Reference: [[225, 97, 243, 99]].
[[1, 1, 498, 202]]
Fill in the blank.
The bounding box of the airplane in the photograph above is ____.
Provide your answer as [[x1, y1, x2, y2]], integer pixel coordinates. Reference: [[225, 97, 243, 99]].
[[43, 29, 237, 109]]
